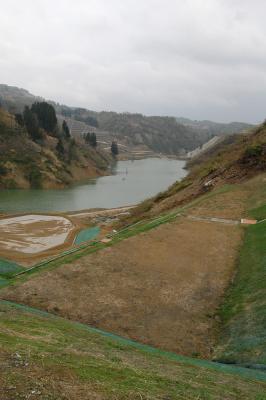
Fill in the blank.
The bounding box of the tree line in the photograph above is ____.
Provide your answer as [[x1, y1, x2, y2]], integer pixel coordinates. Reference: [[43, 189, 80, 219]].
[[15, 102, 71, 142], [13, 102, 75, 160], [13, 101, 119, 157]]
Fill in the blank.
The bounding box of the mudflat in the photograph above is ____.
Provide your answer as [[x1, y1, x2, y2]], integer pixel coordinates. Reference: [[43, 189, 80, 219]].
[[0, 214, 78, 263]]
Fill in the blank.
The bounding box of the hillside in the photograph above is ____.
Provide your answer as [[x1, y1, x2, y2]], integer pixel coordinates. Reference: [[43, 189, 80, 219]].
[[126, 122, 265, 221], [0, 121, 265, 398], [73, 110, 211, 155], [0, 106, 110, 189], [0, 84, 44, 112], [176, 117, 252, 138], [1, 301, 265, 400], [116, 121, 266, 366], [0, 84, 253, 157]]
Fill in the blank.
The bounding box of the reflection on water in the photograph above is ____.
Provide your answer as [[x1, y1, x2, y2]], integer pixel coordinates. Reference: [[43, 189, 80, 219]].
[[0, 158, 187, 213]]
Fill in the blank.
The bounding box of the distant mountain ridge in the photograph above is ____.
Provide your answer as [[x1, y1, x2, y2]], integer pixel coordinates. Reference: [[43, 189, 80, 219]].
[[0, 84, 253, 156], [176, 117, 252, 138]]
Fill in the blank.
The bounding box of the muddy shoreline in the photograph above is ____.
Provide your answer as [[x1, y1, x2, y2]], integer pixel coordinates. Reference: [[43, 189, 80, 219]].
[[0, 206, 133, 266]]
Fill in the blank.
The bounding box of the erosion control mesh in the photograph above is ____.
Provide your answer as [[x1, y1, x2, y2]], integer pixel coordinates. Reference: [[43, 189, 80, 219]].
[[1, 300, 266, 384], [0, 258, 24, 278], [74, 226, 100, 245], [0, 278, 8, 287]]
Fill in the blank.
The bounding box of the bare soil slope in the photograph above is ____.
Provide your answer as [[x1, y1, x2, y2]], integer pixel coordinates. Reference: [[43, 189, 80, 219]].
[[1, 218, 242, 358]]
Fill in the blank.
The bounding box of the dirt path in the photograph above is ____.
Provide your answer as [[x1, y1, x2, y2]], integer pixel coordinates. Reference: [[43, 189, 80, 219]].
[[186, 215, 240, 225], [68, 206, 134, 218]]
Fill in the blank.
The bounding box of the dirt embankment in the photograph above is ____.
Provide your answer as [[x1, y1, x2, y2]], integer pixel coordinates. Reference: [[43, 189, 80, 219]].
[[1, 218, 242, 358], [2, 157, 109, 190]]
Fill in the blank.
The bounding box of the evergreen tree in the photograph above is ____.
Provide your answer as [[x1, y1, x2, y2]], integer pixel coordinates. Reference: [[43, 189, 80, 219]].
[[85, 132, 97, 147], [90, 132, 97, 147], [111, 141, 119, 156], [23, 106, 43, 141], [31, 102, 57, 133], [62, 120, 71, 139], [85, 132, 91, 144]]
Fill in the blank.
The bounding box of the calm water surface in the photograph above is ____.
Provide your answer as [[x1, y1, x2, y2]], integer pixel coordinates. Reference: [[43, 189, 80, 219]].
[[0, 158, 187, 213]]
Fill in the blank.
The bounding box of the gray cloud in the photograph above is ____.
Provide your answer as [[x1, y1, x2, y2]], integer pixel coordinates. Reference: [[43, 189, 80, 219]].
[[0, 0, 266, 122]]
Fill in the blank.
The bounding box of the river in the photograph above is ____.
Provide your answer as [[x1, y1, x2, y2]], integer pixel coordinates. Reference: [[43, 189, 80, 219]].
[[0, 158, 187, 213]]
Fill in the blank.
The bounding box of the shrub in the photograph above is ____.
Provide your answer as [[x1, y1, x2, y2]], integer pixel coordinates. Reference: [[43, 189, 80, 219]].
[[28, 168, 42, 188], [0, 163, 8, 176], [244, 145, 263, 159]]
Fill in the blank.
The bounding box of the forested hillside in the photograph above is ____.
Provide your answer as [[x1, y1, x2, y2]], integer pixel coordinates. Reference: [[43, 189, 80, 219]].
[[0, 103, 110, 189], [0, 84, 253, 156]]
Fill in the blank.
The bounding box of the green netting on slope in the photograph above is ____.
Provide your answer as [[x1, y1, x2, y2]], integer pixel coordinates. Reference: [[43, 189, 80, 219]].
[[0, 258, 24, 278], [74, 226, 100, 245], [249, 204, 266, 221], [1, 300, 266, 384], [0, 278, 8, 287]]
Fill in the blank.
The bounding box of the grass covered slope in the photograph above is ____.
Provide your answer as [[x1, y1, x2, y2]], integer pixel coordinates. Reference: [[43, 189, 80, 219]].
[[215, 218, 266, 365], [0, 301, 266, 400]]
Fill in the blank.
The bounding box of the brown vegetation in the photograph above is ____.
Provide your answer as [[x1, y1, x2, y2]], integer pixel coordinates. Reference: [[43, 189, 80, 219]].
[[1, 218, 242, 359]]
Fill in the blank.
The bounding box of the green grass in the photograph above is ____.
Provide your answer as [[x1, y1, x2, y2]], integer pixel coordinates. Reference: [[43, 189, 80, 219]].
[[249, 204, 266, 221], [0, 278, 8, 287], [0, 301, 265, 399], [246, 175, 266, 220], [215, 217, 266, 365]]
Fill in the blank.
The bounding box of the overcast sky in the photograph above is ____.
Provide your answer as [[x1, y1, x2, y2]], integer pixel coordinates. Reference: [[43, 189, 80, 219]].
[[1, 0, 266, 123]]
